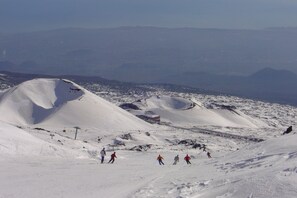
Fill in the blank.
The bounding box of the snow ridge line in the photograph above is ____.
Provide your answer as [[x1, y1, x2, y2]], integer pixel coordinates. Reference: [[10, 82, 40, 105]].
[[170, 126, 265, 143]]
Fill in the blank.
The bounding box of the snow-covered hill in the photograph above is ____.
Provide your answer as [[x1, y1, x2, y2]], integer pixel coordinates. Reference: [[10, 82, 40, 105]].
[[128, 95, 267, 128], [0, 78, 151, 131]]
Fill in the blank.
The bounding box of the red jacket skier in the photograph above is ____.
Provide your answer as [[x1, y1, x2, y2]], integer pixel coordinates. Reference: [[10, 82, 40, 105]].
[[184, 154, 191, 164], [157, 154, 165, 165], [108, 152, 117, 164]]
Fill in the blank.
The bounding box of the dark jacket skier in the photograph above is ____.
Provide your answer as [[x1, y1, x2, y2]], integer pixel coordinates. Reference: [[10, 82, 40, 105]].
[[184, 154, 191, 164], [207, 152, 212, 158], [283, 126, 293, 135], [100, 148, 106, 163], [173, 155, 179, 165], [157, 154, 165, 165], [108, 152, 117, 164]]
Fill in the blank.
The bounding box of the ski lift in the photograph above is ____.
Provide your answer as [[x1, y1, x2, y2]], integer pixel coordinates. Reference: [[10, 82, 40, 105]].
[[74, 126, 81, 140]]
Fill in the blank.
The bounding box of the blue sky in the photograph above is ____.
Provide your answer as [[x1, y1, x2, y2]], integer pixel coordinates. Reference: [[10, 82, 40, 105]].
[[1, 0, 297, 32]]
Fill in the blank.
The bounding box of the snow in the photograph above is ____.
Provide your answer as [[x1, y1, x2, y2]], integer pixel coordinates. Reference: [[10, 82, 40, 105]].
[[0, 78, 297, 198], [131, 95, 267, 128], [0, 78, 152, 131], [0, 134, 297, 198], [0, 120, 83, 158]]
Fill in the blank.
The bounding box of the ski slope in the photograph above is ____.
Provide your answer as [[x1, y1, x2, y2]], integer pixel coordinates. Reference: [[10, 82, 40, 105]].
[[0, 133, 296, 198]]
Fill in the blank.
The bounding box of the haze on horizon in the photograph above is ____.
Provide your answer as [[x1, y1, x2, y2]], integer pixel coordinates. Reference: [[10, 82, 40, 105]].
[[1, 0, 297, 106], [1, 0, 297, 32]]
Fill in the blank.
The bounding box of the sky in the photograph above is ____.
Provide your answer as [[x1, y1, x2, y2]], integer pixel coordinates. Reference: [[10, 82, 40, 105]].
[[1, 0, 297, 32]]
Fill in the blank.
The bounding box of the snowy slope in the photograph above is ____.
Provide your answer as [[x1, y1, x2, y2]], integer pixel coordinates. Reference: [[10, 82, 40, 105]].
[[1, 78, 296, 198], [0, 121, 83, 157], [130, 133, 297, 198], [0, 78, 151, 131], [0, 133, 296, 198], [132, 95, 267, 128]]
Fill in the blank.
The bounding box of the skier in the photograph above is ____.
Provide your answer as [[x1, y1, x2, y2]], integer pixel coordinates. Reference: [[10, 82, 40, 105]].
[[184, 154, 191, 164], [207, 152, 212, 158], [100, 148, 106, 163], [157, 154, 165, 165], [108, 152, 117, 164], [173, 155, 179, 165], [283, 126, 293, 135]]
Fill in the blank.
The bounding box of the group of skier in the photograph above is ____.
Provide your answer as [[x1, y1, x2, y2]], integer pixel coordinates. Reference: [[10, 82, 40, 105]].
[[158, 154, 190, 165], [100, 148, 212, 165], [100, 148, 117, 164], [157, 153, 211, 165], [98, 126, 294, 165]]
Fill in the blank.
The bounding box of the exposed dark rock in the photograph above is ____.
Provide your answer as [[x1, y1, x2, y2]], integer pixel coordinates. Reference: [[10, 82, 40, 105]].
[[192, 143, 201, 149], [119, 103, 141, 110], [178, 139, 196, 146], [129, 144, 152, 152], [120, 133, 133, 140], [113, 139, 126, 146], [34, 127, 50, 132]]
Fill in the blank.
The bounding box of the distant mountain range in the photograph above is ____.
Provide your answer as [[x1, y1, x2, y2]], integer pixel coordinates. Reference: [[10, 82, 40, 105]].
[[160, 67, 297, 106], [1, 27, 297, 106], [1, 69, 297, 106], [1, 27, 297, 79]]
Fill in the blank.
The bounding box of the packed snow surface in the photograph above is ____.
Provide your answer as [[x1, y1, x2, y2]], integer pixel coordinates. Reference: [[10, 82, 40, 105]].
[[0, 130, 296, 198]]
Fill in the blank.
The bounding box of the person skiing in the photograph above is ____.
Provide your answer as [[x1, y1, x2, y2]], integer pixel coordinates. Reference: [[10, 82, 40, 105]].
[[108, 152, 117, 164], [100, 148, 106, 163], [283, 126, 293, 135], [173, 155, 179, 165], [157, 154, 165, 165], [184, 154, 191, 164], [207, 152, 212, 158]]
